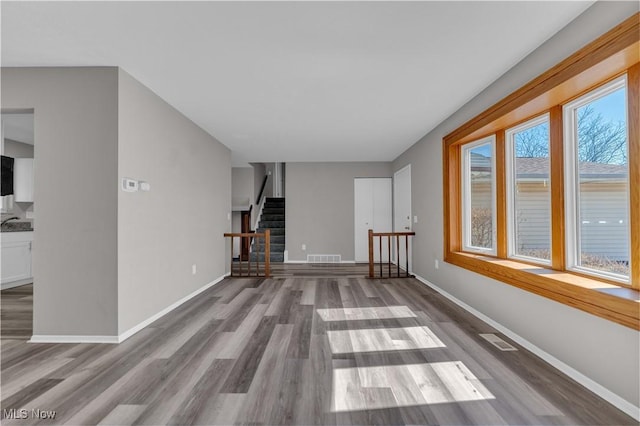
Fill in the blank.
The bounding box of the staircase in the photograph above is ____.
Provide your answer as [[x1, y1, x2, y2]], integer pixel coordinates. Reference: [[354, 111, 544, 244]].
[[251, 197, 285, 262]]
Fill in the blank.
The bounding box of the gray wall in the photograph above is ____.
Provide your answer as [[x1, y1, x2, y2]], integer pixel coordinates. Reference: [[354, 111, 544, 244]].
[[251, 162, 266, 205], [117, 69, 231, 334], [1, 67, 119, 336], [392, 1, 639, 408], [286, 162, 392, 261], [231, 167, 254, 256], [232, 167, 254, 209], [264, 163, 275, 199]]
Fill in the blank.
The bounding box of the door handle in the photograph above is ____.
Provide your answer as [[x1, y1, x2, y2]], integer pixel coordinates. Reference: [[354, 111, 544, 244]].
[[404, 226, 410, 230]]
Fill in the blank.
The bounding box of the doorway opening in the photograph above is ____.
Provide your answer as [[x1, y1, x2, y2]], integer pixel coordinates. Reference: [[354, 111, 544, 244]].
[[1, 111, 35, 340]]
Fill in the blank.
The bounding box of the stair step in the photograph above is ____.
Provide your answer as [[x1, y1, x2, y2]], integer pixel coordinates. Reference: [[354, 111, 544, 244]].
[[264, 203, 285, 208], [259, 221, 285, 228], [262, 208, 285, 215], [258, 228, 285, 236], [252, 243, 285, 253], [250, 252, 284, 262], [261, 214, 284, 221], [263, 206, 284, 212], [270, 235, 285, 244], [253, 234, 284, 244]]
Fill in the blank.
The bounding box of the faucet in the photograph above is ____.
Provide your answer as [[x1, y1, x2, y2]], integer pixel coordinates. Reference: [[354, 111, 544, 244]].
[[1, 216, 20, 225]]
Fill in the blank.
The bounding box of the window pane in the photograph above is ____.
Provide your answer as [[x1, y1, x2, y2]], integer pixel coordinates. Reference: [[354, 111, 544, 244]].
[[512, 120, 551, 261], [468, 143, 494, 250], [575, 86, 629, 278]]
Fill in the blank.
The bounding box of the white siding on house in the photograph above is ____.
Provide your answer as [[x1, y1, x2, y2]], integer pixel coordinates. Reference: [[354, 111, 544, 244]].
[[471, 181, 628, 262], [578, 183, 629, 261], [470, 182, 492, 207], [515, 182, 551, 253]]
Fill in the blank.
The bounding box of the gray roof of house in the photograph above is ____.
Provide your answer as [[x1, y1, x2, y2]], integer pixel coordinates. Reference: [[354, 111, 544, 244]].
[[470, 153, 627, 179]]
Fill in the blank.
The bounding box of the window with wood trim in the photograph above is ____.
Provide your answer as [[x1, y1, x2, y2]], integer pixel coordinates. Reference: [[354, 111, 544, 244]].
[[462, 136, 496, 254], [506, 114, 551, 264], [443, 13, 639, 330], [563, 76, 630, 283]]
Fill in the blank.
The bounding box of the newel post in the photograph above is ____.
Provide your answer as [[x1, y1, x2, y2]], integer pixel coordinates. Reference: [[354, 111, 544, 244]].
[[264, 229, 271, 278], [368, 229, 374, 278]]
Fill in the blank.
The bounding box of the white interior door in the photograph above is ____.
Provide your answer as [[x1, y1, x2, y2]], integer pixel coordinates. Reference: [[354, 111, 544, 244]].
[[394, 165, 412, 272], [354, 178, 392, 262]]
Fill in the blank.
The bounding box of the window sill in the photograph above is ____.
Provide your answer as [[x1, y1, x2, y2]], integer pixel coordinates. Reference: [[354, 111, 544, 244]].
[[445, 251, 639, 330]]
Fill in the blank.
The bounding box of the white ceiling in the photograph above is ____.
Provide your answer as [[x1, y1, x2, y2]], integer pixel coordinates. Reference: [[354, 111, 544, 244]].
[[1, 1, 592, 165]]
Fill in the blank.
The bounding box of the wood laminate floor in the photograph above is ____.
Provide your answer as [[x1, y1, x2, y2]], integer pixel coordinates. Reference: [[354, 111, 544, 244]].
[[1, 284, 33, 340], [0, 268, 635, 425]]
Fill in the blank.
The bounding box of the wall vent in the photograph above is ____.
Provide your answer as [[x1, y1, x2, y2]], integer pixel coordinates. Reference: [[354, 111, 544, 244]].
[[307, 254, 341, 263], [479, 333, 517, 351]]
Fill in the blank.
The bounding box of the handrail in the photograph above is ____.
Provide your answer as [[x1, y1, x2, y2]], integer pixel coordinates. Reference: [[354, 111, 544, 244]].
[[368, 229, 415, 279], [253, 196, 267, 233], [224, 230, 270, 278], [255, 174, 269, 205]]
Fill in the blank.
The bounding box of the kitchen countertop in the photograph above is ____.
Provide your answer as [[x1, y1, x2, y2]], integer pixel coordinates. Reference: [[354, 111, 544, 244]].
[[0, 222, 34, 232]]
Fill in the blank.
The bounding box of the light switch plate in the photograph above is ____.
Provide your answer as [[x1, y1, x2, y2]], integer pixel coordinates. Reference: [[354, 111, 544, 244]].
[[122, 178, 138, 192]]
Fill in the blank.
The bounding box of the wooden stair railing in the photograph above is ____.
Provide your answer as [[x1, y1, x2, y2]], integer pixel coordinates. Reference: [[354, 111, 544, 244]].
[[240, 205, 253, 261], [224, 229, 270, 278], [368, 229, 415, 279]]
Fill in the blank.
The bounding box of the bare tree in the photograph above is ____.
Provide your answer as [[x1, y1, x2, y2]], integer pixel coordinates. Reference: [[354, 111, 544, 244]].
[[576, 106, 627, 164], [515, 123, 549, 157], [515, 106, 627, 164], [471, 207, 493, 248]]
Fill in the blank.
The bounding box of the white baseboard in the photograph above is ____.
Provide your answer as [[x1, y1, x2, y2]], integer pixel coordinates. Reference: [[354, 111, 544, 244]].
[[413, 274, 640, 422], [117, 273, 228, 343], [29, 273, 229, 346], [29, 335, 119, 344]]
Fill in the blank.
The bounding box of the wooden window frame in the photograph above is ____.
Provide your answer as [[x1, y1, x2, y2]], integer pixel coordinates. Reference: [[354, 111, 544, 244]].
[[461, 136, 497, 255], [504, 113, 552, 265], [562, 75, 630, 285], [443, 13, 640, 330]]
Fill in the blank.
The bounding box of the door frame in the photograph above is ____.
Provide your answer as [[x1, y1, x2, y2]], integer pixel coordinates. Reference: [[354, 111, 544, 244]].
[[393, 164, 412, 271], [354, 177, 392, 263]]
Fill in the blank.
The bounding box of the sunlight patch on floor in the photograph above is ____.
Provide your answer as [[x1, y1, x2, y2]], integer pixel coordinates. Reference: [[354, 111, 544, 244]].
[[316, 305, 417, 322], [326, 326, 445, 354], [331, 361, 494, 412]]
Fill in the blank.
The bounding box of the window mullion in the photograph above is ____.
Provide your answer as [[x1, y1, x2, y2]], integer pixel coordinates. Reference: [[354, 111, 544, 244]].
[[628, 63, 639, 289], [495, 130, 507, 258], [549, 105, 566, 271]]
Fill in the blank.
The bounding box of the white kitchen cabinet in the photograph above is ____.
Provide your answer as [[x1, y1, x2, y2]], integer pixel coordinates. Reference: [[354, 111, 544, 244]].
[[1, 231, 33, 288], [14, 158, 34, 202]]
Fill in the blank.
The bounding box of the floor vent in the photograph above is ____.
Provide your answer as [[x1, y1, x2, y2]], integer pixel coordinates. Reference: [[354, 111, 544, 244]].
[[307, 254, 341, 263], [479, 333, 517, 351]]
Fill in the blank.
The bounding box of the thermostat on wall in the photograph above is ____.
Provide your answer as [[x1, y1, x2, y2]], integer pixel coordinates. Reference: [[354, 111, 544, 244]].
[[122, 178, 139, 192]]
